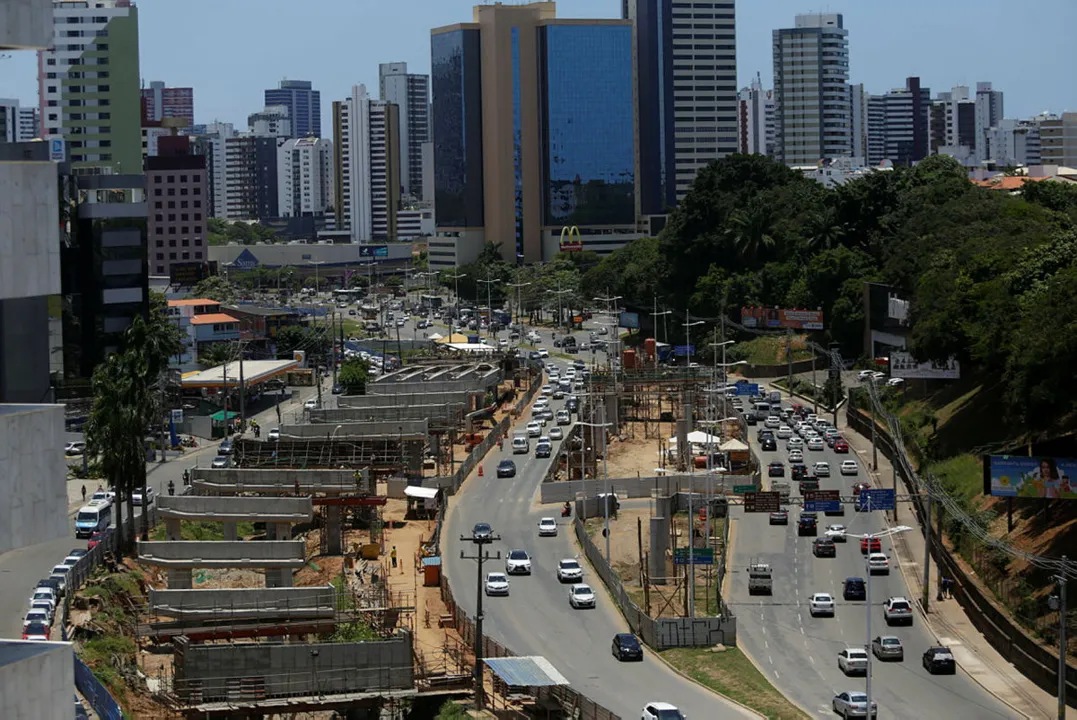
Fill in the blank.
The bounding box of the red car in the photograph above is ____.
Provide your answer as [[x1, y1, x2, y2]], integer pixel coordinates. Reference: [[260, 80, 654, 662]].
[[87, 529, 111, 549], [852, 481, 871, 495], [833, 439, 850, 453], [860, 537, 882, 554], [22, 622, 49, 641]]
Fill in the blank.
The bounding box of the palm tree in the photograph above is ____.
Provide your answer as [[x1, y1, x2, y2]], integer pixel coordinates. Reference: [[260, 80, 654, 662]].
[[805, 206, 846, 252], [724, 201, 775, 264], [197, 341, 239, 370]]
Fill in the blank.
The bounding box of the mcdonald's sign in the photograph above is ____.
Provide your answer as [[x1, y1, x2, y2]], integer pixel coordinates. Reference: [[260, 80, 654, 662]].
[[559, 225, 583, 253]]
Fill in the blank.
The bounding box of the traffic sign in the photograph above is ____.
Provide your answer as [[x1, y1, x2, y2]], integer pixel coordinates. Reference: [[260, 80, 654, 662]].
[[804, 489, 840, 513], [733, 484, 756, 494], [673, 547, 714, 565], [673, 345, 696, 357], [744, 491, 780, 513], [857, 488, 895, 511], [736, 383, 760, 396]]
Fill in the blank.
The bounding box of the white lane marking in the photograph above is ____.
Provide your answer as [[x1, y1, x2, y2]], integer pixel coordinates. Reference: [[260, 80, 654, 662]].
[[800, 626, 805, 635], [808, 654, 815, 664], [765, 640, 769, 649], [768, 655, 774, 664], [761, 625, 767, 634], [774, 670, 781, 679]]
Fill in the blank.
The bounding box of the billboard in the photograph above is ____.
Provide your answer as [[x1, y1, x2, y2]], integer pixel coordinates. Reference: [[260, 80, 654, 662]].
[[170, 261, 208, 287], [618, 311, 640, 330], [559, 225, 583, 252], [890, 351, 960, 380], [740, 307, 824, 330], [984, 455, 1077, 499], [358, 245, 389, 258]]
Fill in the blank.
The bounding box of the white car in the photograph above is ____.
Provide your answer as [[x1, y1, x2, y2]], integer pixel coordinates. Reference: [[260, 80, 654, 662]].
[[857, 370, 875, 381], [809, 592, 835, 617], [887, 377, 905, 388], [29, 589, 56, 612], [28, 600, 54, 623], [64, 441, 86, 456], [268, 427, 281, 441], [787, 449, 804, 463], [786, 437, 804, 450], [211, 455, 231, 469], [304, 398, 319, 410], [556, 410, 571, 426], [825, 524, 848, 542], [88, 490, 113, 507], [641, 702, 685, 720], [23, 609, 51, 628], [538, 518, 558, 536], [807, 437, 825, 451], [837, 648, 870, 675], [132, 486, 155, 506], [526, 422, 542, 437], [840, 460, 859, 476], [505, 549, 532, 575], [833, 691, 877, 718], [484, 572, 510, 596], [884, 596, 914, 625], [538, 349, 549, 359], [776, 425, 792, 439], [556, 558, 583, 583], [813, 461, 830, 477], [871, 371, 885, 382], [867, 552, 890, 575], [541, 385, 553, 396], [549, 427, 564, 440], [764, 415, 781, 429], [568, 583, 596, 609]]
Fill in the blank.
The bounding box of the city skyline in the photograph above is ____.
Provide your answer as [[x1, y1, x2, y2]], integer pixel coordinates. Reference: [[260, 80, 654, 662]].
[[2, 0, 1074, 137]]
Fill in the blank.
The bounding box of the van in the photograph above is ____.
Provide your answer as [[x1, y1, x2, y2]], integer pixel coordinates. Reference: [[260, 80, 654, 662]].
[[768, 390, 781, 404], [755, 402, 770, 415], [75, 504, 111, 538], [511, 436, 529, 454]]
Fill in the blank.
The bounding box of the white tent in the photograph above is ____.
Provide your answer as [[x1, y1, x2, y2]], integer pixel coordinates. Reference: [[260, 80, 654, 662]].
[[667, 430, 722, 448], [427, 332, 444, 340], [719, 438, 749, 452]]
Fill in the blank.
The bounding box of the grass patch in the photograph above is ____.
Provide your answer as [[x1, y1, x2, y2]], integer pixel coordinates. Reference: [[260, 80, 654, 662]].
[[328, 621, 379, 642], [150, 520, 256, 541], [733, 335, 813, 366], [927, 454, 983, 503], [660, 647, 809, 720], [331, 574, 355, 610]]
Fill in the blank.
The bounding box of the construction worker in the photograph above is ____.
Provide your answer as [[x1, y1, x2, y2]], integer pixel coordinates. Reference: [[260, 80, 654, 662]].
[[81, 485, 86, 502], [391, 545, 398, 569]]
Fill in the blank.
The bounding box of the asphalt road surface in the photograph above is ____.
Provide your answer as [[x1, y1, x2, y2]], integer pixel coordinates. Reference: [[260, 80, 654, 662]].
[[443, 375, 756, 719], [729, 391, 1018, 719]]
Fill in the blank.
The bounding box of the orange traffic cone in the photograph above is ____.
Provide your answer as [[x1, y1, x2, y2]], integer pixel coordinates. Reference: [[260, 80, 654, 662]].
[[478, 464, 484, 477]]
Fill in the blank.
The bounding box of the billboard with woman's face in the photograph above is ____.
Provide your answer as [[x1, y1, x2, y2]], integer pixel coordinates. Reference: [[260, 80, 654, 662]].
[[984, 455, 1077, 499]]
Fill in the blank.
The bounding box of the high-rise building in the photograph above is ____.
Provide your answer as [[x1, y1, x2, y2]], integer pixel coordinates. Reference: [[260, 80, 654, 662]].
[[277, 137, 334, 218], [974, 81, 1003, 164], [18, 105, 40, 140], [0, 99, 38, 142], [1040, 112, 1077, 167], [264, 79, 320, 138], [224, 136, 281, 221], [379, 62, 430, 200], [987, 118, 1043, 167], [932, 86, 982, 166], [190, 121, 234, 218], [141, 80, 194, 128], [146, 135, 207, 278], [39, 0, 142, 173], [332, 84, 401, 242], [248, 105, 292, 138], [737, 74, 775, 157], [431, 2, 638, 266], [849, 83, 869, 161], [773, 13, 851, 165], [626, 0, 738, 210], [865, 77, 930, 166]]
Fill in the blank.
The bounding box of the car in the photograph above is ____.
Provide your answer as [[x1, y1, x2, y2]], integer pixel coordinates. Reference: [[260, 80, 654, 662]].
[[526, 422, 542, 437], [884, 596, 913, 625], [809, 592, 835, 617], [61, 555, 82, 568], [769, 510, 789, 525], [791, 464, 808, 482], [776, 425, 792, 439], [332, 384, 344, 395], [64, 441, 86, 456], [485, 572, 510, 596], [304, 398, 319, 411], [843, 577, 867, 601], [552, 388, 565, 399], [787, 449, 804, 463], [760, 437, 777, 452], [825, 434, 841, 448], [568, 583, 596, 609], [786, 436, 804, 450], [537, 348, 549, 359], [29, 600, 54, 623], [472, 523, 493, 541], [535, 443, 552, 459], [556, 558, 583, 583], [837, 648, 870, 676], [29, 589, 56, 612], [797, 513, 817, 536], [512, 436, 529, 454], [21, 622, 50, 641], [767, 461, 785, 477], [870, 635, 905, 662], [858, 370, 876, 381], [764, 416, 781, 429], [211, 455, 231, 469], [612, 632, 643, 661], [549, 427, 564, 440], [641, 703, 685, 720], [757, 427, 774, 442], [23, 609, 50, 628], [268, 427, 281, 441], [88, 490, 113, 507], [132, 485, 155, 506], [745, 413, 758, 426], [49, 565, 71, 594], [538, 407, 554, 421], [825, 524, 848, 542], [68, 548, 89, 559], [867, 552, 890, 574], [496, 459, 517, 478], [887, 377, 905, 388], [87, 529, 112, 550], [860, 536, 882, 554], [833, 439, 850, 453], [503, 549, 533, 576], [813, 461, 830, 477], [799, 476, 819, 492], [852, 481, 871, 496], [923, 646, 957, 674], [541, 385, 553, 396], [840, 460, 859, 476], [832, 690, 877, 719], [538, 518, 558, 537], [813, 537, 836, 557], [556, 410, 571, 425], [806, 437, 825, 451]]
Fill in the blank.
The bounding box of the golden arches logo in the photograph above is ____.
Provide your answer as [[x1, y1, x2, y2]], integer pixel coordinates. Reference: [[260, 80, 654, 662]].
[[559, 225, 583, 252]]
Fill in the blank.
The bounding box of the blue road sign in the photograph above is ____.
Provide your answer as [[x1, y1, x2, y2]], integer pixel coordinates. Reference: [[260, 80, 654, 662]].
[[804, 489, 840, 513], [857, 488, 896, 512], [736, 383, 760, 396], [673, 548, 714, 565], [673, 344, 696, 357]]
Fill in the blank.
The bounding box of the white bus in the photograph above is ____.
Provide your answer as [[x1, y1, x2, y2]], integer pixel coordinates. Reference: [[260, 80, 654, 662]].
[[75, 504, 112, 538]]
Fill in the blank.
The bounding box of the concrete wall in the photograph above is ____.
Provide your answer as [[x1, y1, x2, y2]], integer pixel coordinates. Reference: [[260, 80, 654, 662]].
[[137, 540, 307, 567], [371, 375, 500, 395], [0, 0, 52, 52], [176, 631, 414, 701], [0, 161, 60, 302], [0, 297, 51, 404], [191, 468, 370, 495], [280, 418, 428, 439], [149, 586, 335, 616], [539, 474, 753, 504], [0, 641, 74, 720], [0, 405, 68, 554], [310, 404, 462, 423], [157, 495, 313, 523]]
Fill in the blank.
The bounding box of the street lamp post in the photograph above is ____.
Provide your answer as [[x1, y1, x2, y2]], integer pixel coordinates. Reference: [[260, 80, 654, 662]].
[[446, 272, 467, 332], [547, 281, 571, 334], [651, 303, 672, 360], [577, 419, 614, 564], [477, 273, 502, 341], [684, 312, 704, 369], [507, 281, 531, 331]]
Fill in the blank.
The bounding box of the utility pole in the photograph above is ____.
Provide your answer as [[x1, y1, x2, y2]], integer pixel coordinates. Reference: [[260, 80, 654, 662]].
[[460, 529, 501, 710], [238, 345, 246, 428], [1053, 558, 1068, 720], [222, 361, 230, 435], [157, 368, 167, 463], [785, 327, 793, 391], [870, 391, 879, 471], [923, 490, 933, 612], [331, 312, 338, 386], [507, 281, 531, 331], [811, 350, 818, 415]]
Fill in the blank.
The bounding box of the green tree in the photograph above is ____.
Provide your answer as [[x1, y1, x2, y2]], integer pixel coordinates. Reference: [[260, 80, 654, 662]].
[[338, 358, 369, 395], [197, 341, 239, 369], [190, 275, 237, 303], [1022, 179, 1077, 224]]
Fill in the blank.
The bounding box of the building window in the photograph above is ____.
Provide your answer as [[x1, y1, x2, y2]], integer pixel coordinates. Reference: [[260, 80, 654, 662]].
[[181, 226, 189, 234], [180, 175, 187, 182], [180, 188, 188, 196], [156, 253, 164, 260], [167, 175, 175, 183], [167, 188, 175, 196], [169, 253, 176, 260], [182, 239, 189, 247], [193, 187, 201, 195], [180, 200, 189, 208], [168, 214, 176, 221], [169, 240, 177, 247], [181, 214, 188, 221], [194, 213, 202, 220], [155, 213, 163, 220], [156, 240, 163, 247], [154, 188, 162, 196], [167, 201, 176, 209], [156, 266, 164, 274], [182, 252, 190, 260], [194, 252, 203, 260]]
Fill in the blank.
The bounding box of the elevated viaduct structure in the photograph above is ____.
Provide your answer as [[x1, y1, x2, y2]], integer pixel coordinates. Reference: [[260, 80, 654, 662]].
[[138, 540, 307, 589]]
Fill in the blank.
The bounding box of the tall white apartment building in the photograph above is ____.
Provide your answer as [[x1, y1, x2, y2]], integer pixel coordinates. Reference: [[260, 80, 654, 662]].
[[191, 121, 234, 218], [332, 84, 400, 243], [849, 83, 869, 161], [379, 62, 430, 200], [0, 99, 40, 141], [974, 81, 1004, 164], [773, 13, 850, 165], [277, 137, 333, 217], [737, 73, 775, 156], [248, 105, 292, 138]]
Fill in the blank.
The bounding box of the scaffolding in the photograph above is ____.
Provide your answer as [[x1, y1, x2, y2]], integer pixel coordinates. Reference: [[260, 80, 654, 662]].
[[232, 437, 407, 471]]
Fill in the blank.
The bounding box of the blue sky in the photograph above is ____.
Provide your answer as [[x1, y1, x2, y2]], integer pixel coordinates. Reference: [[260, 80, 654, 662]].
[[2, 0, 1073, 131]]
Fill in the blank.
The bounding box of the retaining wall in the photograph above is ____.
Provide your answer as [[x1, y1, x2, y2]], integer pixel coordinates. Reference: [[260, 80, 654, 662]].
[[540, 474, 754, 504], [739, 358, 815, 379], [156, 495, 312, 523], [338, 389, 481, 409]]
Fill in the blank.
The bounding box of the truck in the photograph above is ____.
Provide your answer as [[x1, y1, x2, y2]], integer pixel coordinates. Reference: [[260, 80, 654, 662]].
[[747, 561, 773, 595], [771, 480, 791, 502]]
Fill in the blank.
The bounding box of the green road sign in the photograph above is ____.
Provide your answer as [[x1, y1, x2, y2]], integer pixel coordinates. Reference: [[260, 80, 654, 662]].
[[733, 484, 756, 494]]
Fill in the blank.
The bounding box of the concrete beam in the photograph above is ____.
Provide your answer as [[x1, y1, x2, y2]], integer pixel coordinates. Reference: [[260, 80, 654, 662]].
[[310, 404, 463, 424], [370, 377, 498, 395], [148, 586, 336, 618], [191, 468, 370, 495], [137, 540, 307, 569], [156, 496, 313, 524], [279, 418, 428, 440], [337, 390, 478, 409]]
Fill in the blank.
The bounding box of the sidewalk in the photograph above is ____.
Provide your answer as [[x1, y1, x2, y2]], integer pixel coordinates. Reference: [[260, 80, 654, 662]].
[[835, 408, 1069, 720]]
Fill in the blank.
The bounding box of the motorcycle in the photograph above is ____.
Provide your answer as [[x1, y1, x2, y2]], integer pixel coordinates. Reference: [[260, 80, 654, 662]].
[[561, 502, 572, 518]]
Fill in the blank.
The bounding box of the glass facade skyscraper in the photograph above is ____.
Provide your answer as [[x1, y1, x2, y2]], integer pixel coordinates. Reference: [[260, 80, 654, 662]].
[[264, 79, 321, 138], [538, 24, 635, 226], [431, 28, 484, 228]]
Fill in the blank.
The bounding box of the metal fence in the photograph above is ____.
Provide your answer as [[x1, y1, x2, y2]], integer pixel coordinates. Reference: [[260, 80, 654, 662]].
[[74, 654, 124, 720]]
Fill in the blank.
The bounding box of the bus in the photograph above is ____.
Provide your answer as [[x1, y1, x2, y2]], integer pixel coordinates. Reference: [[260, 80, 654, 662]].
[[75, 504, 112, 538], [420, 294, 443, 310]]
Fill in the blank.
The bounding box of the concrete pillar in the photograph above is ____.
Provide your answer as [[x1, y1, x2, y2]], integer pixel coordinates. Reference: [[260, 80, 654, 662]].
[[168, 568, 193, 589], [406, 440, 423, 473], [276, 522, 291, 540], [223, 522, 237, 541], [326, 497, 343, 555], [650, 515, 669, 586], [266, 568, 294, 588], [165, 517, 182, 541]]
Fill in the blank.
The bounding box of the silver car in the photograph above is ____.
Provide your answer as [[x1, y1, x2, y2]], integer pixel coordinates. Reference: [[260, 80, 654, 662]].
[[872, 635, 904, 661]]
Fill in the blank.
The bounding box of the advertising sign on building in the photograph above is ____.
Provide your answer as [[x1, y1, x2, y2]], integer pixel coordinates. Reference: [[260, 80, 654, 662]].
[[618, 311, 640, 330], [49, 138, 66, 161], [169, 261, 208, 287], [740, 307, 824, 330], [984, 455, 1077, 499], [359, 245, 389, 258], [558, 226, 583, 252], [890, 351, 960, 380]]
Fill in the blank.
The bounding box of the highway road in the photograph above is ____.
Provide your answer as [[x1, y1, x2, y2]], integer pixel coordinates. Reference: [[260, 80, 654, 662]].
[[729, 388, 1018, 719], [443, 370, 757, 719]]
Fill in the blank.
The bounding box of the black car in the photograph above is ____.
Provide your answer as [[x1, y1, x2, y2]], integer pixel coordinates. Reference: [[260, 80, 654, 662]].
[[36, 577, 62, 595], [472, 523, 493, 541], [535, 443, 552, 459], [745, 412, 758, 426], [761, 437, 777, 452], [799, 478, 819, 493], [791, 464, 807, 482], [767, 462, 785, 477], [612, 633, 643, 661], [797, 514, 817, 536], [496, 460, 517, 478], [332, 384, 344, 395], [566, 399, 579, 412], [813, 537, 836, 557], [843, 577, 867, 601], [757, 429, 775, 442], [922, 647, 957, 674]]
